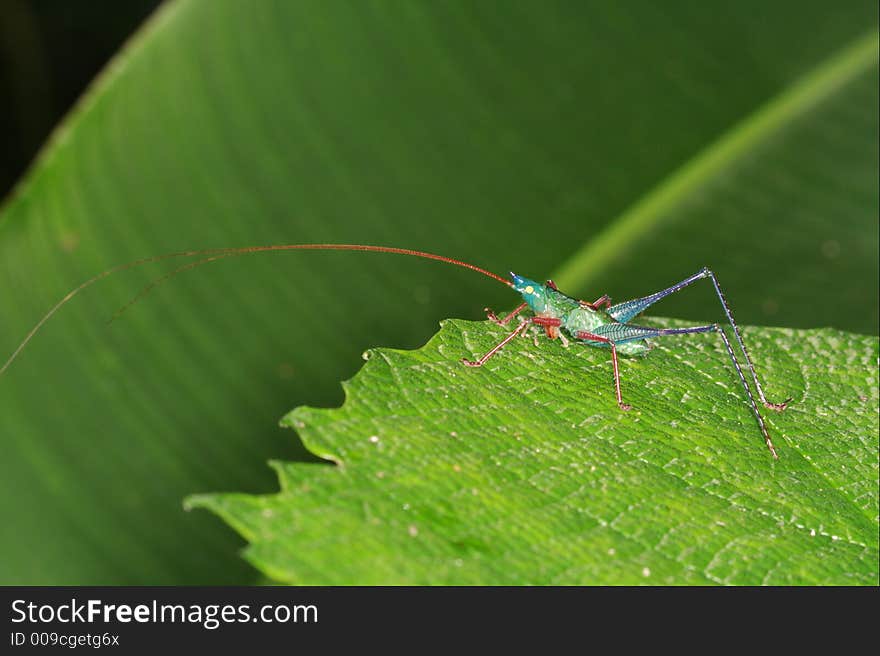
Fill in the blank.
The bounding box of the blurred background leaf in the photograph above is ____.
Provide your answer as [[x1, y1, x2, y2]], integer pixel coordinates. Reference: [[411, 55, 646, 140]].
[[0, 0, 877, 584], [555, 32, 878, 333], [0, 0, 160, 198]]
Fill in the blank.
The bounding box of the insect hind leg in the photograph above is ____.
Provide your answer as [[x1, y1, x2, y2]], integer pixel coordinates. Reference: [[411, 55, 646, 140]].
[[606, 270, 708, 323], [607, 268, 790, 412], [642, 323, 779, 459]]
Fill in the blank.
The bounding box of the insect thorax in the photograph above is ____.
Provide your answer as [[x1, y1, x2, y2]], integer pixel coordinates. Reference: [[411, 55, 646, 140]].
[[562, 306, 611, 334]]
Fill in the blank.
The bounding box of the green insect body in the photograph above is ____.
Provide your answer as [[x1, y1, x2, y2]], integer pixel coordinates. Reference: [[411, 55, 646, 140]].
[[510, 274, 649, 356]]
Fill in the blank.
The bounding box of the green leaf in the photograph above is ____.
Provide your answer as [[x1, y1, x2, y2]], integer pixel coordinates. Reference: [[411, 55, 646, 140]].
[[189, 319, 879, 585], [0, 1, 877, 584]]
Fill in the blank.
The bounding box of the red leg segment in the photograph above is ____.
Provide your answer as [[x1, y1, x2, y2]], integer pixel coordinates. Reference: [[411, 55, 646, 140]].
[[576, 331, 631, 411], [580, 294, 611, 310], [532, 316, 562, 339], [462, 320, 531, 367], [591, 294, 612, 309], [485, 302, 527, 326], [531, 317, 562, 327]]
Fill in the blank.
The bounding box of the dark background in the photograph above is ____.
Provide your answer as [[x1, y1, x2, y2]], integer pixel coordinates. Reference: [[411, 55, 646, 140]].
[[1, 0, 161, 200]]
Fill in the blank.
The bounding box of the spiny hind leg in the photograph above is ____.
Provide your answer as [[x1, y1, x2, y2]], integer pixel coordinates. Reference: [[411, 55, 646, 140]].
[[614, 322, 780, 459], [607, 269, 790, 411]]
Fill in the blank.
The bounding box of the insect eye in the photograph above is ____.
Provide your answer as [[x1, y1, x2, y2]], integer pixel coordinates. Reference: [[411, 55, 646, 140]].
[[524, 285, 534, 294]]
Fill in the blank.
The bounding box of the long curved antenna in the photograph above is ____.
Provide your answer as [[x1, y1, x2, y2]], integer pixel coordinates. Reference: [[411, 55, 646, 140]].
[[2, 243, 512, 377], [110, 244, 514, 324], [108, 252, 236, 324], [1, 248, 232, 377], [189, 244, 513, 285]]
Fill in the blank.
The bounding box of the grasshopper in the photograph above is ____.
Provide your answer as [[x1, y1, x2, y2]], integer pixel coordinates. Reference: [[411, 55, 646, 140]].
[[1, 244, 790, 457]]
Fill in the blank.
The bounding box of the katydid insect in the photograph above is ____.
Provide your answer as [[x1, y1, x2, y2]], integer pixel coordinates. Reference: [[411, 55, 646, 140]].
[[0, 244, 790, 458]]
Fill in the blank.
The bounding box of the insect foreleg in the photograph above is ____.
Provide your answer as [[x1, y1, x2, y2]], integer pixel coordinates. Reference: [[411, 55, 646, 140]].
[[607, 268, 790, 412], [461, 320, 531, 367], [484, 302, 527, 326]]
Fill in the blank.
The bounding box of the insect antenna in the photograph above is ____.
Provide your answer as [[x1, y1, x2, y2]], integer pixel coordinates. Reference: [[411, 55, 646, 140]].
[[110, 244, 514, 323], [1, 243, 512, 377], [108, 252, 237, 324], [0, 248, 232, 377]]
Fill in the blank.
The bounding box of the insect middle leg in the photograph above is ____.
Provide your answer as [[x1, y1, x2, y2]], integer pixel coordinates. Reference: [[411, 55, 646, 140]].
[[606, 268, 790, 411], [580, 294, 611, 310], [575, 331, 631, 411]]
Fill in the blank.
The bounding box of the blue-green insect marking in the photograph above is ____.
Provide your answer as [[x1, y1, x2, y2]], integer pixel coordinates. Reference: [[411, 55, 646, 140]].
[[510, 274, 648, 356]]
